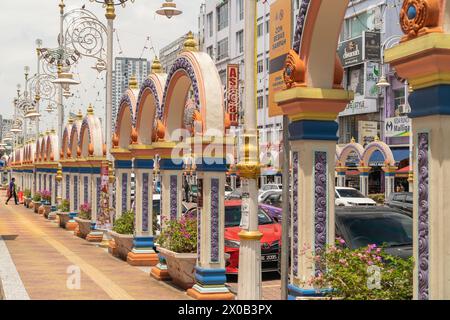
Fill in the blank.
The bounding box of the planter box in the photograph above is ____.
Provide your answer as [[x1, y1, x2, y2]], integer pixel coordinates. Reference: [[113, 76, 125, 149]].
[[43, 205, 51, 218], [108, 231, 134, 261], [25, 198, 32, 208], [33, 201, 40, 213], [74, 217, 92, 239], [57, 212, 70, 228], [157, 246, 197, 290]]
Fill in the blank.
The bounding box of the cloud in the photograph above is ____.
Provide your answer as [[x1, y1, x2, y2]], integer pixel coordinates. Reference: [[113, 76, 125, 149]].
[[0, 0, 203, 134]]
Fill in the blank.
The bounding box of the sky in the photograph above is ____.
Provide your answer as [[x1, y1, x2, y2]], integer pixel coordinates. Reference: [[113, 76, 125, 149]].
[[0, 0, 203, 133]]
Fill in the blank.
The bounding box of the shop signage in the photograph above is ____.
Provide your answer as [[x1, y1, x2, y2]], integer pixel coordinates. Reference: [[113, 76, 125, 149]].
[[338, 36, 363, 68], [358, 121, 378, 146], [385, 116, 411, 138], [365, 62, 380, 98], [364, 31, 381, 61], [268, 0, 292, 117], [339, 95, 378, 117], [226, 64, 239, 126]]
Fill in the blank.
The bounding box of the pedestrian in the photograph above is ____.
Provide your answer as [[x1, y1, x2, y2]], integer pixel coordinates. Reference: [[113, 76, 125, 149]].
[[184, 179, 190, 202], [5, 177, 18, 205]]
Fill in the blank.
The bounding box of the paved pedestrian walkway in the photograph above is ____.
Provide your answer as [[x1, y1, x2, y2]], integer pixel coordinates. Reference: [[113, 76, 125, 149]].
[[0, 193, 188, 300]]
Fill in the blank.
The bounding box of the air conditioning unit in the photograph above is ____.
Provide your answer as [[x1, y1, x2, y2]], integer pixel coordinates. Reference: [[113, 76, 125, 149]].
[[398, 104, 411, 115]]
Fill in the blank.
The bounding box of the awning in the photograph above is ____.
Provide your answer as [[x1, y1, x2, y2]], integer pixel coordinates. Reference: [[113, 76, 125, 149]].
[[396, 166, 410, 174], [369, 147, 409, 166], [345, 170, 360, 176]]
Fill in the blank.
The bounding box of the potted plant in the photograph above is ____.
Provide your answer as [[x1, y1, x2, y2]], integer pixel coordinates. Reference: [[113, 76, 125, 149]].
[[108, 210, 135, 261], [32, 192, 41, 213], [156, 213, 197, 290], [57, 199, 71, 228], [23, 189, 32, 208], [74, 203, 92, 239], [39, 190, 52, 218]]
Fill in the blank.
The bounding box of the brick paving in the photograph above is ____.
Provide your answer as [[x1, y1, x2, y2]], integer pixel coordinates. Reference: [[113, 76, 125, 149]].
[[0, 193, 189, 300], [226, 273, 282, 300]]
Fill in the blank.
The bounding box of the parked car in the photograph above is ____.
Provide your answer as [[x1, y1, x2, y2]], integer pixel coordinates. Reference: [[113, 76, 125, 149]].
[[225, 184, 233, 198], [335, 187, 377, 207], [335, 207, 413, 259], [259, 189, 282, 207], [259, 183, 282, 195], [385, 192, 413, 216], [188, 184, 198, 203], [186, 200, 282, 274], [225, 188, 242, 200]]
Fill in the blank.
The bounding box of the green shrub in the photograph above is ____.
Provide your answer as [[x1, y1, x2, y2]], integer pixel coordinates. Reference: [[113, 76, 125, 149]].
[[306, 241, 413, 300], [32, 192, 41, 202], [113, 210, 135, 235], [158, 212, 197, 253], [58, 199, 70, 212], [24, 189, 31, 198]]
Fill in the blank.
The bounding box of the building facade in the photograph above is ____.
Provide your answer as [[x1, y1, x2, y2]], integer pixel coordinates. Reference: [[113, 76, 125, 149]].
[[1, 116, 14, 142], [198, 0, 299, 182], [337, 0, 410, 192], [159, 32, 200, 73], [112, 57, 150, 128]]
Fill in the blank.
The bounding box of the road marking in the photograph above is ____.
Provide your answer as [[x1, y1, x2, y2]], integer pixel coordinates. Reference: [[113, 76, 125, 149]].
[[3, 206, 134, 300], [0, 236, 30, 300]]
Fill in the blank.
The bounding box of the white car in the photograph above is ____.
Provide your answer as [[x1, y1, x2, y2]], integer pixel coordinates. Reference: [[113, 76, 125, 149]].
[[335, 187, 376, 207], [258, 183, 282, 196], [258, 189, 282, 202]]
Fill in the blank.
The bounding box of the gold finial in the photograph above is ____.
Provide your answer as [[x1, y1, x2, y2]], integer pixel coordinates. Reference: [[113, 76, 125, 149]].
[[39, 133, 44, 138], [129, 75, 138, 89], [351, 137, 356, 143], [151, 56, 163, 74], [77, 109, 83, 120], [105, 1, 116, 20], [87, 103, 94, 115], [183, 31, 198, 52], [375, 135, 380, 141], [68, 117, 74, 125], [45, 130, 50, 135], [59, 0, 65, 15]]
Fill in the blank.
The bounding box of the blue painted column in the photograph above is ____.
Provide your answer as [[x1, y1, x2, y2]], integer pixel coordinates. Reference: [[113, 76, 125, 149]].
[[114, 160, 133, 219], [150, 157, 183, 281], [187, 157, 234, 300], [127, 158, 158, 266]]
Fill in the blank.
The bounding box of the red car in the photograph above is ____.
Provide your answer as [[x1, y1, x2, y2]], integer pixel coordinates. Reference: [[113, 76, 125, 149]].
[[224, 200, 281, 274]]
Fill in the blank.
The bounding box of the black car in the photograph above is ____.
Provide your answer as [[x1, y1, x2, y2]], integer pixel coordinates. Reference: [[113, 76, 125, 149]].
[[260, 190, 282, 208], [385, 192, 413, 216], [336, 207, 413, 259]]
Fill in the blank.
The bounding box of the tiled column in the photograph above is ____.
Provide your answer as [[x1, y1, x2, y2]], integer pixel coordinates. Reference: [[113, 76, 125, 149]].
[[383, 166, 397, 200], [150, 157, 183, 281], [72, 171, 80, 212], [335, 167, 347, 187], [86, 168, 104, 243], [187, 158, 234, 300], [114, 160, 132, 218], [358, 167, 370, 196], [127, 159, 158, 266], [383, 26, 450, 299]]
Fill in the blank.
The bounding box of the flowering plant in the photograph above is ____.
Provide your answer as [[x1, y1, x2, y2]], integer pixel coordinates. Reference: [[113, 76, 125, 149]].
[[158, 212, 197, 253], [304, 239, 413, 300], [24, 189, 32, 198], [58, 199, 70, 212], [40, 190, 51, 202], [78, 203, 92, 220]]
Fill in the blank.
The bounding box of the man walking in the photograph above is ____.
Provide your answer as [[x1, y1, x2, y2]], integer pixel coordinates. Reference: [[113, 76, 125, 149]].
[[6, 177, 18, 205]]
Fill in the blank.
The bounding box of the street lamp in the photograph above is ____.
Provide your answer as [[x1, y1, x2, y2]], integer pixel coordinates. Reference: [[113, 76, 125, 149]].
[[156, 0, 182, 18], [52, 70, 80, 91]]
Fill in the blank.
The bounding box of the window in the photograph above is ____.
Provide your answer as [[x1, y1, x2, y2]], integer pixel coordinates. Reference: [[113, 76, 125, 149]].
[[206, 46, 213, 58], [237, 0, 244, 21], [217, 38, 229, 61], [236, 30, 244, 54], [342, 10, 375, 40], [265, 20, 270, 34], [257, 23, 264, 37], [207, 12, 213, 37], [257, 96, 264, 109], [257, 60, 264, 74], [394, 89, 405, 116], [217, 1, 229, 31]]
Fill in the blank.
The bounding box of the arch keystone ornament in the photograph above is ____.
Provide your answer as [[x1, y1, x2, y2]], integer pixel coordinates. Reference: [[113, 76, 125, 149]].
[[385, 0, 450, 300]]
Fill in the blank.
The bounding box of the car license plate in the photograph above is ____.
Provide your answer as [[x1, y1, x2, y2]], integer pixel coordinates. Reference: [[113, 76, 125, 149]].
[[262, 254, 278, 262]]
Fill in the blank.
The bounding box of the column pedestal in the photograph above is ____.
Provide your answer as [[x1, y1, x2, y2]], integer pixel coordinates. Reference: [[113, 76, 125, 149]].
[[187, 165, 234, 300], [383, 166, 396, 200], [358, 167, 370, 196]]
